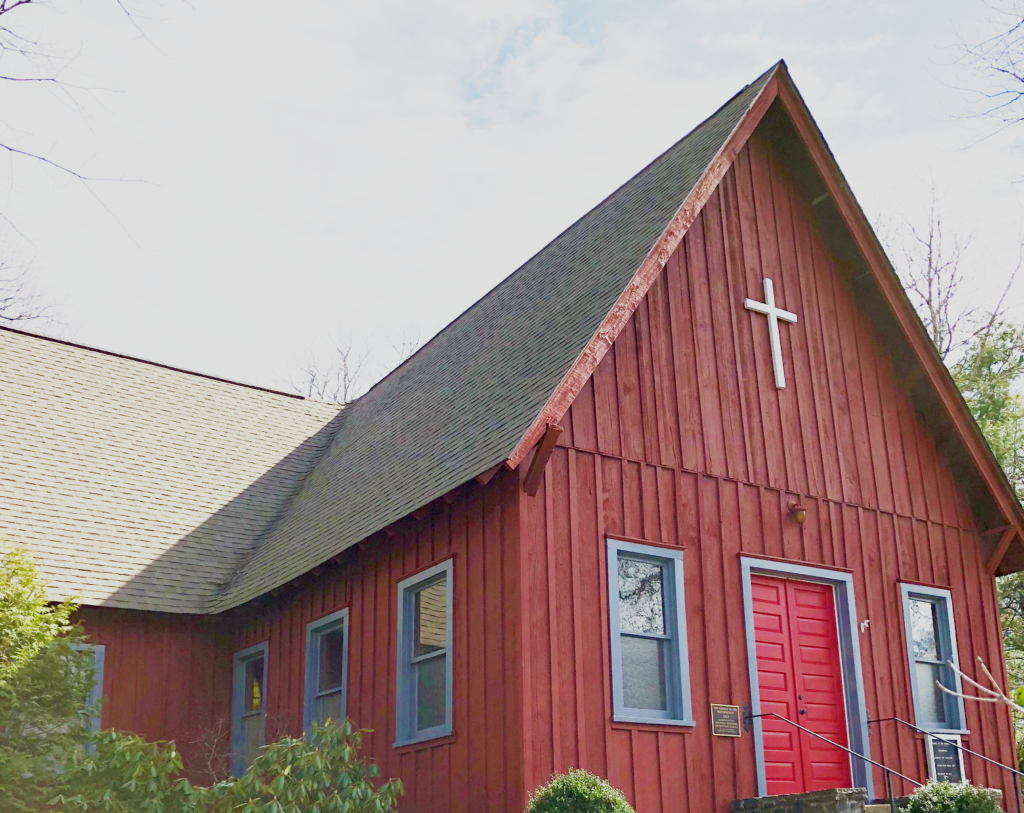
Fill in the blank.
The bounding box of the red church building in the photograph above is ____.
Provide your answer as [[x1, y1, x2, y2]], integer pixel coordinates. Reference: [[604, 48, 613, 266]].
[[3, 61, 1024, 813]]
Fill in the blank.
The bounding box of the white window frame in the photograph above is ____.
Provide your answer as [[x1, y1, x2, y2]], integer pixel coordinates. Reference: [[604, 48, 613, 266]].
[[71, 643, 105, 733], [231, 642, 268, 777], [304, 608, 350, 736], [395, 559, 453, 747], [899, 583, 968, 734], [607, 538, 694, 726]]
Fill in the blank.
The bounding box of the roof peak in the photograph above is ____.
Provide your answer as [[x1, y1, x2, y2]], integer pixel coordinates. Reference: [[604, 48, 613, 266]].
[[350, 61, 787, 410]]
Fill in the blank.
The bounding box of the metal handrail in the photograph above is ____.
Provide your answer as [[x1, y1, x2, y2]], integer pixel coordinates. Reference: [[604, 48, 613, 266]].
[[869, 716, 1023, 813], [748, 711, 922, 813]]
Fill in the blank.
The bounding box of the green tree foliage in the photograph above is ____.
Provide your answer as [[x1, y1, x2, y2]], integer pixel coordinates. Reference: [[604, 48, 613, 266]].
[[901, 782, 1001, 813], [526, 769, 636, 813], [54, 722, 403, 813], [951, 318, 1024, 498], [946, 320, 1024, 688], [0, 545, 96, 813], [0, 545, 81, 684]]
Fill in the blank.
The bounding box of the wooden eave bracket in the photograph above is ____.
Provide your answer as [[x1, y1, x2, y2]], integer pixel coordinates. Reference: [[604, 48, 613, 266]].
[[985, 526, 1023, 576], [522, 423, 564, 497], [475, 462, 506, 486]]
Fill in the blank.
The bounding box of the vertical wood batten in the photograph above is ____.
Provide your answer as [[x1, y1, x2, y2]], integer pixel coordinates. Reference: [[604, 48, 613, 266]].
[[521, 133, 1011, 813]]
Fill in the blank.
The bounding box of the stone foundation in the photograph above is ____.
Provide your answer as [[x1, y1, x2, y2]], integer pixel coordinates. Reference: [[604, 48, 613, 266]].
[[733, 788, 869, 813]]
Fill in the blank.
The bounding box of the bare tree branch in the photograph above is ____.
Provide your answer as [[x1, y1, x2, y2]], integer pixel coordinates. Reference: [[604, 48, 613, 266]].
[[292, 330, 424, 405], [0, 263, 47, 324], [880, 181, 1019, 361], [952, 1, 1024, 140], [0, 0, 174, 237], [937, 656, 1024, 713], [294, 340, 370, 404]]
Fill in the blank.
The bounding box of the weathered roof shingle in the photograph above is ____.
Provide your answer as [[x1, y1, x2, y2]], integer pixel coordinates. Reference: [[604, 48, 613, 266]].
[[0, 329, 341, 612], [1, 63, 778, 613], [213, 63, 778, 610]]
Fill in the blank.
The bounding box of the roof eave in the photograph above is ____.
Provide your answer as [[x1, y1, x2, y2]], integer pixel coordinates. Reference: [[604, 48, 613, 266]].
[[505, 63, 785, 470], [503, 62, 1024, 570], [770, 71, 1024, 570]]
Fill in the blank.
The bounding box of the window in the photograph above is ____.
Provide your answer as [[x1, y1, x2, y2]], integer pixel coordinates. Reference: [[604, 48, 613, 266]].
[[71, 643, 105, 733], [395, 559, 453, 746], [304, 609, 349, 735], [231, 643, 267, 776], [900, 584, 966, 733], [607, 539, 693, 726]]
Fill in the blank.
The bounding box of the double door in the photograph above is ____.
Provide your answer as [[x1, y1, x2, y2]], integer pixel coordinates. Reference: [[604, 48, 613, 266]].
[[750, 575, 853, 796]]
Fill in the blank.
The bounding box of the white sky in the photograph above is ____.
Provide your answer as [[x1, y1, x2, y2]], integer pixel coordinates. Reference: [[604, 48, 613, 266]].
[[3, 0, 1023, 393]]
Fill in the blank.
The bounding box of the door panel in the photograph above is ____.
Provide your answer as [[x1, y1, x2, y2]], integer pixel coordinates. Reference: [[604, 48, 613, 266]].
[[751, 575, 852, 795]]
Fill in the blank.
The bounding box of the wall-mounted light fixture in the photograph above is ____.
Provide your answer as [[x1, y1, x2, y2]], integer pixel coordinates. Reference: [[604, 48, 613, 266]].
[[788, 501, 807, 525]]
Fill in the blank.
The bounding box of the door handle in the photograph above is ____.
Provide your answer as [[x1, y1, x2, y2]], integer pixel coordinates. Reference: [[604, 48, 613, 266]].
[[799, 709, 807, 715]]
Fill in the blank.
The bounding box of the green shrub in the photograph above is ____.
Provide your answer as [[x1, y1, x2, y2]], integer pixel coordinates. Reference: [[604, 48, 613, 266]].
[[0, 546, 95, 813], [526, 769, 635, 813], [53, 721, 403, 813], [901, 781, 1000, 813]]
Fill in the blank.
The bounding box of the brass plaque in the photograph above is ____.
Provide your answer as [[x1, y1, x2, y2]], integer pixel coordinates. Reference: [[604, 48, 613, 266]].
[[710, 703, 741, 737]]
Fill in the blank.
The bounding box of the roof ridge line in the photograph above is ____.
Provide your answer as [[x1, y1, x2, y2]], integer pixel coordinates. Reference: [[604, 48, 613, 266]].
[[346, 61, 787, 408], [505, 60, 785, 467], [0, 324, 331, 403]]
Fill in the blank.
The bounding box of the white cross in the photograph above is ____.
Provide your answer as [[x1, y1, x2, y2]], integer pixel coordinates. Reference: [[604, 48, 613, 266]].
[[744, 277, 798, 390]]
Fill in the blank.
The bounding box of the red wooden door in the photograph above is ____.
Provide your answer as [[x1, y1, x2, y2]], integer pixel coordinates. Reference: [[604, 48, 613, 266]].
[[751, 575, 852, 795]]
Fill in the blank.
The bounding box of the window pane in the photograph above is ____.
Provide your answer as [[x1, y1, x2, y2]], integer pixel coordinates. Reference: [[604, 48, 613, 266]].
[[244, 657, 264, 714], [910, 599, 941, 660], [242, 713, 263, 766], [317, 690, 343, 726], [318, 629, 346, 693], [415, 653, 447, 731], [415, 579, 448, 657], [621, 635, 668, 711], [618, 557, 665, 635], [915, 661, 948, 725]]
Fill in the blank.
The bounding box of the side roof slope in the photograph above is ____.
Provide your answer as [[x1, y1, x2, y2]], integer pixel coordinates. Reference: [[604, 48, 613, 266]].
[[0, 327, 342, 612], [215, 63, 780, 610]]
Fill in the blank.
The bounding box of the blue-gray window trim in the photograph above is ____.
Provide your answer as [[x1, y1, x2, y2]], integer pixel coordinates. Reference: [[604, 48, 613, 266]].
[[304, 608, 350, 736], [740, 557, 874, 799], [899, 583, 967, 734], [71, 643, 105, 733], [230, 642, 268, 777], [607, 538, 695, 727], [394, 558, 454, 747]]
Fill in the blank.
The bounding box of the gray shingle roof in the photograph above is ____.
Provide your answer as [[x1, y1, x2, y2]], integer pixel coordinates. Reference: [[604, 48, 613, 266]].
[[1, 64, 779, 613], [0, 327, 342, 612], [212, 63, 780, 611]]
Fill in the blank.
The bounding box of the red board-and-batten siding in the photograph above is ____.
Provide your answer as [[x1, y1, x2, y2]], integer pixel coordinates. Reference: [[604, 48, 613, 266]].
[[521, 128, 1014, 812], [232, 469, 525, 813], [74, 606, 231, 781], [75, 124, 1014, 813]]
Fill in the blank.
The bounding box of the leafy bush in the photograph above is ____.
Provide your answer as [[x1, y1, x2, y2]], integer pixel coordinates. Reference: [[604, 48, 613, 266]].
[[53, 721, 403, 813], [901, 781, 1001, 813], [527, 769, 635, 813], [0, 546, 96, 813]]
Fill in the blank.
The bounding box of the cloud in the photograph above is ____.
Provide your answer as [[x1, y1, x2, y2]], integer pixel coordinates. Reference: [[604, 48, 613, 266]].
[[2, 0, 1021, 391]]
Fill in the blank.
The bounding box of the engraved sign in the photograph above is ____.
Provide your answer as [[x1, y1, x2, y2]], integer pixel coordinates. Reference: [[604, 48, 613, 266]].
[[710, 704, 741, 737], [927, 736, 964, 783]]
